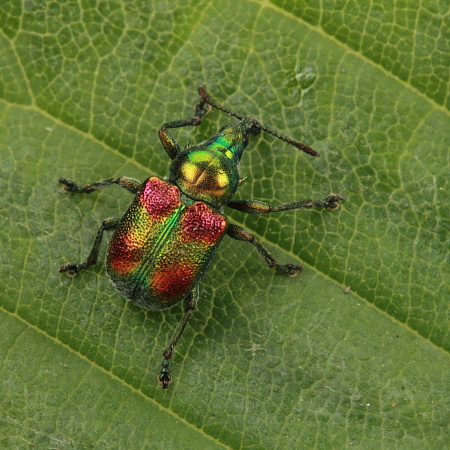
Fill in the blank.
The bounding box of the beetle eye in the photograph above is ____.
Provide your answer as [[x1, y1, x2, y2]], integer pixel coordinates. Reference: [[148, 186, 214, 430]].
[[249, 124, 261, 135]]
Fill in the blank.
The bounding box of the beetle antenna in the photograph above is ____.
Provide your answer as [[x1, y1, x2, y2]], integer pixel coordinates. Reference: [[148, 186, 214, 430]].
[[257, 125, 320, 157], [198, 86, 320, 157], [198, 86, 244, 120]]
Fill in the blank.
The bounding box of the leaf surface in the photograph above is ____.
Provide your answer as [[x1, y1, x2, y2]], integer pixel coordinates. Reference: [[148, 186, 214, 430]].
[[1, 0, 449, 447]]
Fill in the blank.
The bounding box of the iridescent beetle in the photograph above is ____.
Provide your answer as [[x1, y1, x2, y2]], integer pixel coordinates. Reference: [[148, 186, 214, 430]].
[[59, 87, 343, 388]]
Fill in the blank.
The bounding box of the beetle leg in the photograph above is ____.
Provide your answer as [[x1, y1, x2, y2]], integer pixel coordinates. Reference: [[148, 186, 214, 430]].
[[59, 176, 142, 195], [227, 223, 303, 276], [158, 96, 210, 160], [159, 286, 199, 389], [59, 218, 120, 275], [226, 194, 343, 214]]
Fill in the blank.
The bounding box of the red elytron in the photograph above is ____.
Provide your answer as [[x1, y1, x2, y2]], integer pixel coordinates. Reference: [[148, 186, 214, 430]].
[[107, 177, 227, 309]]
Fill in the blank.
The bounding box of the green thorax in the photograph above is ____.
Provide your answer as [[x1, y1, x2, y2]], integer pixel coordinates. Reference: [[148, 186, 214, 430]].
[[168, 118, 260, 207]]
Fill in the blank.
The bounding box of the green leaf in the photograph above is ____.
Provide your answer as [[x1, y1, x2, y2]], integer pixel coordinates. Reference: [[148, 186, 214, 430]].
[[1, 0, 449, 447]]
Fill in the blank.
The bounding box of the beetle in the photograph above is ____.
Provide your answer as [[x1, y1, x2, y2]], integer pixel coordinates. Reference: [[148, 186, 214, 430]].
[[58, 87, 343, 388]]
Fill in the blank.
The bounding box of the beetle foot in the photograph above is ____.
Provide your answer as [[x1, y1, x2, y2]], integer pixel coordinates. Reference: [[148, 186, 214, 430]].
[[59, 262, 88, 276], [274, 263, 303, 277], [159, 358, 173, 389], [323, 193, 344, 210], [58, 178, 84, 193]]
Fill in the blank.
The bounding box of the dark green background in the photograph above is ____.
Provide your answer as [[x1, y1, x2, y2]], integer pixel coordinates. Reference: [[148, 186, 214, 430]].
[[1, 0, 449, 448]]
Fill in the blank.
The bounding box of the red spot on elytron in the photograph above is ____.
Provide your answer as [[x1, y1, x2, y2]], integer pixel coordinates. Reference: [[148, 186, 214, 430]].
[[152, 263, 195, 302], [182, 203, 227, 244], [140, 177, 180, 218], [107, 236, 142, 275]]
